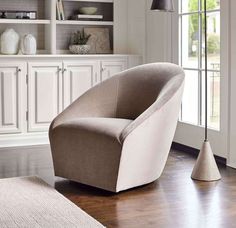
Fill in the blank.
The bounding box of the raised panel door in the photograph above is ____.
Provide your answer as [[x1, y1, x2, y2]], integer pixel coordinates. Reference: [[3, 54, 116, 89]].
[[63, 61, 99, 108], [0, 63, 25, 134], [28, 62, 62, 132], [101, 60, 127, 81]]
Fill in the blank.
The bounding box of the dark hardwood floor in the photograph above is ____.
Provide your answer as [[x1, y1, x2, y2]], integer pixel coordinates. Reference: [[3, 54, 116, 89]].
[[0, 145, 235, 228]]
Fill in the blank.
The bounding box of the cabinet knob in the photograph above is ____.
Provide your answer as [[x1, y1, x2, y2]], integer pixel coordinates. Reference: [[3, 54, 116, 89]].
[[63, 68, 67, 73], [18, 69, 22, 72], [58, 68, 62, 72]]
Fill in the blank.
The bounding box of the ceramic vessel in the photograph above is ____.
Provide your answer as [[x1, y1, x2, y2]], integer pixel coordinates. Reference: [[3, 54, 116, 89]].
[[79, 7, 98, 15], [69, 45, 90, 54], [21, 34, 37, 55], [0, 29, 20, 55]]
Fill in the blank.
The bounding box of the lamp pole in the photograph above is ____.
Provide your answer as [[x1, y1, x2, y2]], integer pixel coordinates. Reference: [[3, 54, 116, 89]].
[[204, 0, 208, 142]]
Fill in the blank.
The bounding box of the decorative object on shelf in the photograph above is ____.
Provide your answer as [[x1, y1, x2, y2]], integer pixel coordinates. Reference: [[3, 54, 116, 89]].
[[56, 1, 60, 20], [57, 0, 65, 20], [0, 11, 37, 20], [0, 29, 20, 55], [79, 7, 98, 15], [69, 30, 91, 54], [84, 27, 111, 54], [0, 12, 7, 19], [21, 34, 37, 55], [69, 45, 90, 55], [72, 14, 103, 21]]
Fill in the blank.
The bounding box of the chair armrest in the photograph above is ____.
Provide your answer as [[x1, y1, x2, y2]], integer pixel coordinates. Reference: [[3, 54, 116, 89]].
[[119, 75, 184, 143]]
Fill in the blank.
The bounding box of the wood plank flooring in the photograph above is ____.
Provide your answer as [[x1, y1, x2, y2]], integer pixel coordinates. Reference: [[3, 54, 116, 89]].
[[0, 145, 235, 228]]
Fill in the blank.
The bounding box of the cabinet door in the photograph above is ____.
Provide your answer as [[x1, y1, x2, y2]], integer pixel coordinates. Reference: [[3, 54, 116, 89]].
[[28, 62, 63, 132], [63, 61, 99, 108], [0, 63, 26, 134], [101, 60, 127, 81]]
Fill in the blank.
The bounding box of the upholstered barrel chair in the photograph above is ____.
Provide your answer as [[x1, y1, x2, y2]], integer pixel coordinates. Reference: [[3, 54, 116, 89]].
[[49, 63, 185, 192]]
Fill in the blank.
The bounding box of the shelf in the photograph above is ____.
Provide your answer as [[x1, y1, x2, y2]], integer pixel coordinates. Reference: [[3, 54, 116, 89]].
[[0, 54, 135, 58], [56, 20, 113, 26], [62, 0, 113, 2], [0, 19, 51, 25]]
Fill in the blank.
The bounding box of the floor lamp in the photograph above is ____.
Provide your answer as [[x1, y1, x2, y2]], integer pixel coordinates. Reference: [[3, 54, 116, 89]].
[[151, 0, 221, 181]]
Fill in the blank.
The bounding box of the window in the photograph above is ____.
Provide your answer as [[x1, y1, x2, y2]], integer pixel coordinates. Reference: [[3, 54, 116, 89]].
[[179, 0, 220, 129]]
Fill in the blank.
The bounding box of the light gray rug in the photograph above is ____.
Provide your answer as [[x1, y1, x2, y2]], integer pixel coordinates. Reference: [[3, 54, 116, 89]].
[[0, 176, 105, 228]]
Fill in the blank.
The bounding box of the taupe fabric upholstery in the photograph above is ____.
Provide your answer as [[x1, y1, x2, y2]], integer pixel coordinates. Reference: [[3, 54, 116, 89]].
[[49, 63, 185, 192]]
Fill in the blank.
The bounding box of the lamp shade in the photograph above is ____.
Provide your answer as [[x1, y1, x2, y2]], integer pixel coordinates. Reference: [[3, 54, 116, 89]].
[[151, 0, 174, 12]]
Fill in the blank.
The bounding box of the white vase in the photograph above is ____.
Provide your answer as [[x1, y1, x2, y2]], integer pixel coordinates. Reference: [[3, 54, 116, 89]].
[[0, 29, 20, 55], [21, 34, 37, 55]]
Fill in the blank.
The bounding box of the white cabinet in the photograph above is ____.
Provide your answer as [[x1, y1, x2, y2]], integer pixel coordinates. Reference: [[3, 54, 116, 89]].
[[28, 62, 63, 132], [0, 63, 26, 134], [101, 60, 127, 81], [63, 61, 100, 108]]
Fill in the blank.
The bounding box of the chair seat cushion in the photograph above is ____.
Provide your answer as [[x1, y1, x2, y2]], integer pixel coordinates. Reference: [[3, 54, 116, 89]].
[[57, 117, 132, 142]]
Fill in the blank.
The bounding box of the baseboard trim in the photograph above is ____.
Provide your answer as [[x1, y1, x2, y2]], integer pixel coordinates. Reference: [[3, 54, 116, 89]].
[[0, 144, 50, 151], [171, 142, 227, 166], [0, 133, 49, 148]]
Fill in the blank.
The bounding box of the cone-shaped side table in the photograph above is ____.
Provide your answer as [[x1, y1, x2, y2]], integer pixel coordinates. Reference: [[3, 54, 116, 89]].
[[191, 140, 221, 181]]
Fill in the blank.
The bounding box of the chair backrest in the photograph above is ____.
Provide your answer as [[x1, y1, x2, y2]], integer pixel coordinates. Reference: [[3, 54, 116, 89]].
[[114, 63, 185, 120]]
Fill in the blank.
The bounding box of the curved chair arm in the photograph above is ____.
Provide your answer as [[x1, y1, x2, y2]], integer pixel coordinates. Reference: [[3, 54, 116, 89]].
[[116, 77, 185, 191], [119, 74, 185, 143], [50, 76, 120, 131]]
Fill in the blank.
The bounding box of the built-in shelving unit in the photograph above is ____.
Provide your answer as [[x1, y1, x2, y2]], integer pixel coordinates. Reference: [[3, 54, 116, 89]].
[[0, 0, 114, 55]]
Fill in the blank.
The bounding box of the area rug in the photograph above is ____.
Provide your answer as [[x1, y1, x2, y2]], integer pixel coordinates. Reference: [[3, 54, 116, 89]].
[[0, 176, 105, 228]]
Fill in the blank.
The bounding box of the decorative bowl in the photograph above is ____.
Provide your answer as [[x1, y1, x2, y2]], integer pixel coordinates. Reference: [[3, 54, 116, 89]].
[[79, 7, 98, 15], [69, 45, 90, 54]]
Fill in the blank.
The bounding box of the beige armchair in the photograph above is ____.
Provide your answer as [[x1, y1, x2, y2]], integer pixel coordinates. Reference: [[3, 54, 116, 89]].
[[49, 63, 185, 192]]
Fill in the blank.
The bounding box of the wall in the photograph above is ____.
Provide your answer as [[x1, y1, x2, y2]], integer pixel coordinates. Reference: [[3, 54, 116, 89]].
[[124, 0, 171, 63], [127, 0, 146, 59], [228, 0, 236, 167], [145, 0, 165, 62], [114, 0, 128, 53], [114, 0, 146, 57]]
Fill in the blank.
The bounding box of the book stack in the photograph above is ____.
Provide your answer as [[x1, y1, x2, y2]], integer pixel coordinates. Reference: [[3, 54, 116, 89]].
[[56, 0, 65, 20], [72, 14, 103, 21]]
